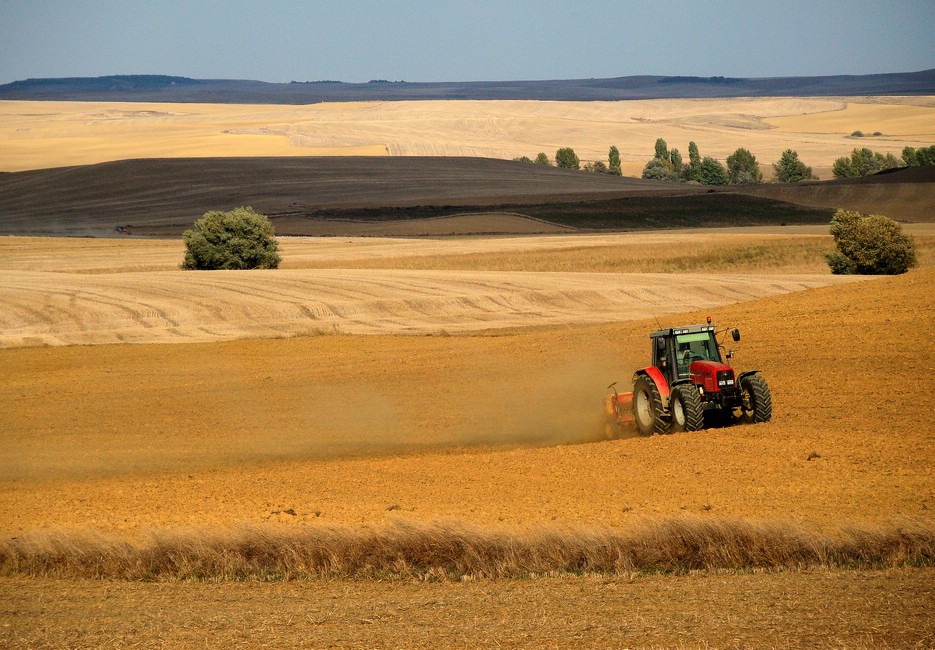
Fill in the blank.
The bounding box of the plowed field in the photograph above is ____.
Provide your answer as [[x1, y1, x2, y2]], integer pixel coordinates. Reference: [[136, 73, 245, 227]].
[[1, 234, 933, 648]]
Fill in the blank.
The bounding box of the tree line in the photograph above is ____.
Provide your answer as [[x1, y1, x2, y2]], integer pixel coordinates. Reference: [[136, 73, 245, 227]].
[[515, 142, 935, 184]]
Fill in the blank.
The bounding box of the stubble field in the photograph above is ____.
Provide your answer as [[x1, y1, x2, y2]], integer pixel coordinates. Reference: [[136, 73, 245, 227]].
[[1, 228, 933, 648], [3, 96, 934, 178]]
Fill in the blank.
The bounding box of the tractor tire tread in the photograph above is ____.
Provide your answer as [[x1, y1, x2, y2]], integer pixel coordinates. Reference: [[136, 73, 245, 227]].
[[742, 374, 772, 423], [673, 385, 705, 432]]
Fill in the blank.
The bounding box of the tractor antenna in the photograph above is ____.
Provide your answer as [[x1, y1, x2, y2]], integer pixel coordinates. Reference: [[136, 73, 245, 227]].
[[653, 314, 663, 329]]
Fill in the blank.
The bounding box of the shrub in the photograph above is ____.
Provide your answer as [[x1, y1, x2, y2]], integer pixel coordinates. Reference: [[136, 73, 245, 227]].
[[182, 206, 282, 270], [851, 130, 864, 137], [826, 209, 917, 275], [641, 157, 678, 181], [534, 152, 551, 166], [513, 155, 533, 164], [583, 160, 610, 174], [555, 147, 580, 169]]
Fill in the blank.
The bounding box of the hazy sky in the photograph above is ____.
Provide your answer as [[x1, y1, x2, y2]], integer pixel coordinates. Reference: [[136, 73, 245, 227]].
[[2, 1, 934, 85]]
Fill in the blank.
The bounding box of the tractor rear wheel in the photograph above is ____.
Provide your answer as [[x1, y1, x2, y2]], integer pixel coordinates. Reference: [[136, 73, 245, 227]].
[[671, 385, 705, 432], [633, 375, 671, 436], [739, 374, 772, 423]]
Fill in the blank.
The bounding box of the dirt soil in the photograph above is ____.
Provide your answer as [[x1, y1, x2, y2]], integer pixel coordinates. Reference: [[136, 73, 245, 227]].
[[3, 569, 932, 649]]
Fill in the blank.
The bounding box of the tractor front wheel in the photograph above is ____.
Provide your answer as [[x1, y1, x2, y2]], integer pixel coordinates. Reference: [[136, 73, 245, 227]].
[[739, 374, 772, 423], [633, 375, 671, 436], [671, 385, 705, 432]]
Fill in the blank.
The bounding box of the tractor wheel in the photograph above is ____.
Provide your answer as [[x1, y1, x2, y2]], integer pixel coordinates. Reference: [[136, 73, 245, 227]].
[[671, 385, 705, 432], [739, 374, 772, 423], [633, 375, 672, 436]]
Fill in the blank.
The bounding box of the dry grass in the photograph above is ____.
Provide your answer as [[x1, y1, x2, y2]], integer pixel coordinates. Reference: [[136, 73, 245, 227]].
[[3, 518, 932, 582]]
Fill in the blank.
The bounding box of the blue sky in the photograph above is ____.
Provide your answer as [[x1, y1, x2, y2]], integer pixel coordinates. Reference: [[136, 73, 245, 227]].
[[2, 0, 934, 85]]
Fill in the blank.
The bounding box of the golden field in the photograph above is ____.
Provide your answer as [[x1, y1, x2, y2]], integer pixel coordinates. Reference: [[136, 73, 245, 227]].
[[2, 96, 934, 178], [1, 228, 934, 647], [2, 90, 935, 647]]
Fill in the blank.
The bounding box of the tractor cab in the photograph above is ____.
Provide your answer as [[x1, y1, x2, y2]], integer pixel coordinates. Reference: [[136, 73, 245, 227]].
[[651, 324, 727, 386]]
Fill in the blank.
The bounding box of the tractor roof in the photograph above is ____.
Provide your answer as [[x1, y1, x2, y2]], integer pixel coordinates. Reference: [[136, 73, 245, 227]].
[[649, 324, 716, 339]]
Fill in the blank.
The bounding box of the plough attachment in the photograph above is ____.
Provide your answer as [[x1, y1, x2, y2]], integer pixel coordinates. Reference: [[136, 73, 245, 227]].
[[603, 385, 634, 438]]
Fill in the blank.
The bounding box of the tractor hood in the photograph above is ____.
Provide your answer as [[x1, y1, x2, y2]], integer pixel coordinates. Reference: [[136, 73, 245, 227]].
[[689, 359, 733, 374], [689, 359, 736, 393]]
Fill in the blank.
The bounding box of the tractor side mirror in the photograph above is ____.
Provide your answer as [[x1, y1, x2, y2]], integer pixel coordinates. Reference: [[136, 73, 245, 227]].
[[731, 329, 741, 342]]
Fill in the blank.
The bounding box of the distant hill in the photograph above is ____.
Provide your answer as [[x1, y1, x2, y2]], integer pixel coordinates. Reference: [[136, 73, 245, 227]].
[[2, 70, 934, 103]]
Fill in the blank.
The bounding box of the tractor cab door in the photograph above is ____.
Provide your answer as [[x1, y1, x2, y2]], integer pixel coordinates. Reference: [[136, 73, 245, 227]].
[[653, 336, 676, 384]]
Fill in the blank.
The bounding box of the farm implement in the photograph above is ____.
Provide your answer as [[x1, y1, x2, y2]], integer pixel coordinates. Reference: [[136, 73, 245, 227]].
[[605, 319, 772, 436]]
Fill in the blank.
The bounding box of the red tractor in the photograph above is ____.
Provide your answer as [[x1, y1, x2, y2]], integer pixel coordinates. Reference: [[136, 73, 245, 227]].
[[605, 319, 772, 436]]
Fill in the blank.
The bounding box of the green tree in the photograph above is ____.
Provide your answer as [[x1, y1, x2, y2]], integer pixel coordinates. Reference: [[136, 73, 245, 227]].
[[832, 147, 902, 179], [555, 147, 580, 169], [669, 148, 682, 174], [513, 155, 533, 164], [608, 145, 622, 175], [902, 145, 935, 166], [697, 157, 728, 185], [772, 149, 814, 183], [534, 152, 551, 166], [726, 147, 763, 184], [687, 141, 702, 180], [641, 157, 678, 181], [826, 209, 916, 275], [654, 138, 669, 162], [182, 206, 281, 270]]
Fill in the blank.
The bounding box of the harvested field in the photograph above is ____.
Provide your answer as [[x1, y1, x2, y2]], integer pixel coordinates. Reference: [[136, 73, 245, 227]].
[[2, 97, 933, 177], [1, 232, 933, 647], [7, 228, 928, 347]]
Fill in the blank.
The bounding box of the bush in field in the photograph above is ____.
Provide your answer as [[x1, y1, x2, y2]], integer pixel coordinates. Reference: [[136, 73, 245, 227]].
[[513, 155, 533, 164], [584, 160, 610, 173], [182, 206, 281, 270], [641, 157, 678, 181], [555, 147, 580, 169], [534, 152, 551, 166], [772, 149, 815, 183], [826, 209, 916, 275]]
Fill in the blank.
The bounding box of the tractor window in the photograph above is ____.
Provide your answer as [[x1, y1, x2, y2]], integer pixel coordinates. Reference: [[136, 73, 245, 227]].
[[675, 332, 720, 376], [653, 337, 667, 370]]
